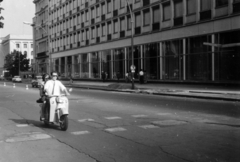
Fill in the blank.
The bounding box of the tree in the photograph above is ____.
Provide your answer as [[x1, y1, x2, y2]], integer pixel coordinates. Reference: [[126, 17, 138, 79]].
[[0, 0, 3, 28], [4, 50, 30, 76]]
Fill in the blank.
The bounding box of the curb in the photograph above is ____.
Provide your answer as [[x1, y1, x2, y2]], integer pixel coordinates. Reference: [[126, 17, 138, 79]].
[[65, 84, 240, 102]]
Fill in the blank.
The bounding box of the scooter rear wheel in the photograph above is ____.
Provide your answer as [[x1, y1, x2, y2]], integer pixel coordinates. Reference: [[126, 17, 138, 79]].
[[60, 115, 68, 131]]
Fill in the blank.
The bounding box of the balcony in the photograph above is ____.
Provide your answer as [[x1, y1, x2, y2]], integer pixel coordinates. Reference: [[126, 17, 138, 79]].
[[200, 10, 212, 21], [120, 31, 125, 38], [107, 34, 111, 41], [152, 22, 160, 31], [174, 17, 183, 26], [135, 27, 141, 35]]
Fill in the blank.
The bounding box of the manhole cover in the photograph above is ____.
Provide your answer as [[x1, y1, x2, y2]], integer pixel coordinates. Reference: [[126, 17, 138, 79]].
[[152, 120, 188, 126]]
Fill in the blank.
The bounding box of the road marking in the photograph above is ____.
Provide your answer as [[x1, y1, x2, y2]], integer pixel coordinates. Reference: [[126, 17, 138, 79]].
[[104, 116, 122, 120], [78, 118, 95, 122], [152, 120, 188, 126], [110, 92, 130, 95], [139, 125, 159, 129], [105, 127, 126, 132], [5, 132, 51, 143], [71, 131, 90, 135], [16, 124, 29, 127], [157, 113, 172, 116], [132, 114, 148, 118]]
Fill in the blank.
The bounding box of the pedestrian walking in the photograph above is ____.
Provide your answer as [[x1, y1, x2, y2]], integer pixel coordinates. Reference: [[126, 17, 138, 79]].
[[125, 71, 129, 82]]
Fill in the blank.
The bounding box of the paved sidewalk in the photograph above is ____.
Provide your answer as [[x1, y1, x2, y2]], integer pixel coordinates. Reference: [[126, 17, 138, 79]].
[[61, 80, 240, 101]]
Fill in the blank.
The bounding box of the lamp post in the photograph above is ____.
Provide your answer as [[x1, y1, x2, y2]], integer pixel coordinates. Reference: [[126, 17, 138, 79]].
[[23, 21, 50, 74], [126, 0, 135, 89]]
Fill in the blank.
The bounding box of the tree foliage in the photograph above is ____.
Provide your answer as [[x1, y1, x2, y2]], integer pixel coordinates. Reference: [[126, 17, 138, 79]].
[[0, 1, 3, 28], [4, 50, 30, 76]]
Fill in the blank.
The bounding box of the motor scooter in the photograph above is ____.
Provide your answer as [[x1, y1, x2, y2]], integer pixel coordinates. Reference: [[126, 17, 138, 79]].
[[39, 90, 71, 131]]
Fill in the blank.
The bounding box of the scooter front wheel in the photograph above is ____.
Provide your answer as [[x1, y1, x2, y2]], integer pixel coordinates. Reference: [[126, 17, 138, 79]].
[[60, 115, 68, 131]]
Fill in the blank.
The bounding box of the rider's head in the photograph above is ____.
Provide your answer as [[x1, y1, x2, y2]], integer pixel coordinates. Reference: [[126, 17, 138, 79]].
[[42, 73, 50, 82], [51, 71, 58, 81]]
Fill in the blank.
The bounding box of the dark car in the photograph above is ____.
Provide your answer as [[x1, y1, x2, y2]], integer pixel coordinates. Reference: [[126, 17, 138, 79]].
[[31, 76, 43, 88]]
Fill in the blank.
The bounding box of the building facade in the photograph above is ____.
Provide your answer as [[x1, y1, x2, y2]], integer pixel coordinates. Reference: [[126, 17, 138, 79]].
[[0, 34, 33, 76], [34, 0, 240, 83], [33, 0, 49, 75]]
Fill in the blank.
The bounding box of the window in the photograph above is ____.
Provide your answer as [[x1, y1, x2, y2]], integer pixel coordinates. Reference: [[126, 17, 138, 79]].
[[107, 22, 112, 34], [143, 9, 150, 26], [120, 0, 125, 8], [153, 6, 160, 23], [96, 5, 100, 17], [24, 44, 27, 48], [85, 10, 89, 21], [135, 0, 140, 3], [201, 0, 211, 11], [102, 23, 106, 36], [91, 27, 95, 39], [113, 0, 118, 10], [24, 51, 27, 55], [187, 0, 196, 15], [107, 0, 112, 13], [97, 25, 101, 37], [113, 19, 118, 33], [31, 44, 33, 48], [163, 2, 171, 21], [135, 12, 141, 27], [216, 0, 228, 7], [174, 0, 183, 18], [91, 8, 95, 19], [16, 44, 20, 48], [127, 15, 131, 30], [101, 3, 106, 14], [120, 17, 125, 31]]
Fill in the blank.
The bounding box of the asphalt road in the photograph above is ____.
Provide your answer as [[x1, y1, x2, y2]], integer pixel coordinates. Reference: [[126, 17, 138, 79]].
[[0, 83, 240, 162]]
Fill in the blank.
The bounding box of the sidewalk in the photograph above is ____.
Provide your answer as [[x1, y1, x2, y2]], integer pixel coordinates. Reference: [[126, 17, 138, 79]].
[[61, 80, 240, 102]]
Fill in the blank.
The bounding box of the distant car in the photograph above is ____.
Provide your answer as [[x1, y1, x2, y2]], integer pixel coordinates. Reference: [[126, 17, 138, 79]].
[[12, 76, 22, 83], [31, 76, 43, 88], [0, 76, 5, 80]]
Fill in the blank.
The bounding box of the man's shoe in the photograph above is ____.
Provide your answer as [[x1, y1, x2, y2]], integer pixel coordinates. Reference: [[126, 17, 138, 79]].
[[36, 98, 43, 103]]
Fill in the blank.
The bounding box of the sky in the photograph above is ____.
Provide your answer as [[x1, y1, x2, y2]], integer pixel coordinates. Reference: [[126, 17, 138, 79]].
[[0, 0, 35, 37]]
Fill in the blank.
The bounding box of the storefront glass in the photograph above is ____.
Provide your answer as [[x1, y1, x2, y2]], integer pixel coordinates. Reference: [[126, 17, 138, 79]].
[[60, 57, 65, 77], [215, 31, 240, 81], [80, 53, 89, 78], [101, 50, 111, 79], [73, 55, 80, 78], [186, 35, 211, 81], [113, 48, 125, 79], [127, 46, 140, 78], [162, 40, 183, 80], [90, 52, 100, 78], [143, 43, 160, 80]]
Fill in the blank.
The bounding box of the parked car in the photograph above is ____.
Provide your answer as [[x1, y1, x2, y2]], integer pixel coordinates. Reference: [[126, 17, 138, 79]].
[[31, 76, 43, 88], [0, 76, 5, 81], [12, 76, 22, 83]]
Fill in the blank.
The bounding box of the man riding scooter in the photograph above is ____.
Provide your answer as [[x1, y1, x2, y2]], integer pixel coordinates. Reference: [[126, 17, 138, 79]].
[[43, 72, 70, 124]]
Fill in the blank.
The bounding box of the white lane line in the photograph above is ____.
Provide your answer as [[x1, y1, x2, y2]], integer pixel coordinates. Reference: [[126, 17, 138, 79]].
[[139, 125, 159, 129], [16, 124, 29, 127], [71, 131, 90, 135], [105, 127, 126, 132], [5, 132, 51, 143], [132, 115, 148, 118], [104, 116, 122, 120], [110, 92, 130, 95], [78, 119, 95, 122], [157, 113, 172, 116]]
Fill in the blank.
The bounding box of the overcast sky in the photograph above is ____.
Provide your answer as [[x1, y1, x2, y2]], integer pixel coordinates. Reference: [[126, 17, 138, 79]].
[[0, 0, 35, 37]]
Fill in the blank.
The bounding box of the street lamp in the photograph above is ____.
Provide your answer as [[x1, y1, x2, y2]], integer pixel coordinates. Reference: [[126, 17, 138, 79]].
[[23, 21, 50, 74], [126, 0, 135, 89]]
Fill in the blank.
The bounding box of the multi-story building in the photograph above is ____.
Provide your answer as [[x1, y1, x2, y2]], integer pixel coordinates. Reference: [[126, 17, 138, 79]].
[[0, 34, 33, 76], [35, 0, 240, 83], [33, 0, 49, 75]]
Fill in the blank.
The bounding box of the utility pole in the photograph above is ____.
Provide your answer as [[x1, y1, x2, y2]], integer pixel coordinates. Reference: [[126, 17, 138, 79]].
[[126, 0, 135, 89]]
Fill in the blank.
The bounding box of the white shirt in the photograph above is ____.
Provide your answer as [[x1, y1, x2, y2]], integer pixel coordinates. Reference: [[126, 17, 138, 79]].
[[44, 80, 66, 96]]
